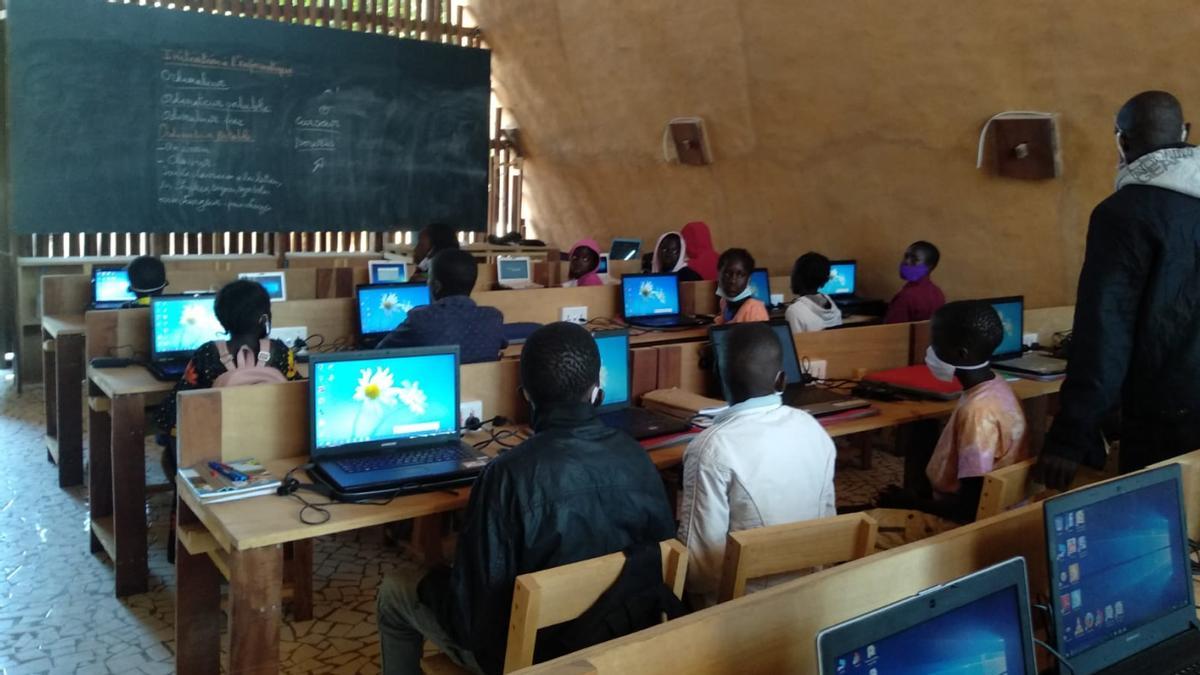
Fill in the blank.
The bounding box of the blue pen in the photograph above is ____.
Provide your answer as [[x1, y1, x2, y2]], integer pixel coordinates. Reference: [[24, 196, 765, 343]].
[[208, 461, 248, 483]]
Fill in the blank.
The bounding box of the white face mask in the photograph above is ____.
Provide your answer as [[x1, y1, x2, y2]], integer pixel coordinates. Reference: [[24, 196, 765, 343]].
[[924, 345, 989, 382], [716, 285, 753, 303]]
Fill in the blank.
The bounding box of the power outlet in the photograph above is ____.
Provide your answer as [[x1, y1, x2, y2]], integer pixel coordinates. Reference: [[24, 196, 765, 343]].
[[460, 400, 484, 428], [560, 306, 588, 324], [806, 358, 828, 381]]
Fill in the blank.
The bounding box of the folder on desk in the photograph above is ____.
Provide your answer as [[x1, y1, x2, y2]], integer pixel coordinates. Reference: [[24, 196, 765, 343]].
[[861, 365, 962, 400]]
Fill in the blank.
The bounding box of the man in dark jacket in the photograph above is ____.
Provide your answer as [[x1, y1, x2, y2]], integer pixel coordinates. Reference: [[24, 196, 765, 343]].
[[1038, 90, 1200, 488], [376, 322, 676, 675]]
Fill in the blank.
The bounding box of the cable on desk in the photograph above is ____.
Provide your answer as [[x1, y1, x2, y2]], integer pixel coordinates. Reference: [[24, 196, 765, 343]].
[[1033, 638, 1076, 674]]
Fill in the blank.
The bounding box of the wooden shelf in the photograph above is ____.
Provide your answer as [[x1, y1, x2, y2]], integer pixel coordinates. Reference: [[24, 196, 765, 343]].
[[90, 515, 117, 561]]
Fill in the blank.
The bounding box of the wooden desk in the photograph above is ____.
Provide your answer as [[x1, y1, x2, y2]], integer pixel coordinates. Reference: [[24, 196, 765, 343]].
[[41, 314, 86, 487]]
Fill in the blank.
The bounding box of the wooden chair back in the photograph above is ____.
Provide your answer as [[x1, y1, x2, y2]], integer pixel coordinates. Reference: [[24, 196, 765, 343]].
[[503, 540, 688, 673], [718, 513, 878, 602]]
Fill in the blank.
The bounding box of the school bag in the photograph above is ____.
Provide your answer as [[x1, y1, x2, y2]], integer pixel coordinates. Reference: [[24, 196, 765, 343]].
[[212, 339, 287, 387]]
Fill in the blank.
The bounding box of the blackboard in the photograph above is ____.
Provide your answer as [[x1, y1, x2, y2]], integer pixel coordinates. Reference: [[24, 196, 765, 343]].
[[6, 0, 491, 234]]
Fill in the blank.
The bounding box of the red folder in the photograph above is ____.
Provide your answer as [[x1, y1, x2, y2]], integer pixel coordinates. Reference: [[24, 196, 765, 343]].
[[862, 365, 963, 400]]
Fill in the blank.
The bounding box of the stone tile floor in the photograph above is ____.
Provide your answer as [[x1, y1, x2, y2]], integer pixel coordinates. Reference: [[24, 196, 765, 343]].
[[0, 372, 899, 674]]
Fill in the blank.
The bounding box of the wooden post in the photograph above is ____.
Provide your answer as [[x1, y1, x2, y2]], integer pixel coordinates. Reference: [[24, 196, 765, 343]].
[[54, 332, 85, 487], [229, 545, 285, 675], [88, 387, 113, 556], [175, 500, 223, 675], [111, 393, 149, 596]]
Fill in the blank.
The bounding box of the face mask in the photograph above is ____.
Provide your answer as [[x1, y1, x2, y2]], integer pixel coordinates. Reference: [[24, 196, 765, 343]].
[[716, 285, 753, 303], [900, 263, 929, 283], [924, 345, 989, 382]]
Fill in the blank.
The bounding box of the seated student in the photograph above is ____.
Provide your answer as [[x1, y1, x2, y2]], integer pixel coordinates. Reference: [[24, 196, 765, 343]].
[[376, 249, 507, 363], [649, 231, 702, 282], [563, 238, 604, 287], [785, 252, 843, 333], [410, 222, 461, 282], [878, 300, 1029, 522], [377, 322, 675, 675], [678, 322, 836, 608], [681, 221, 719, 281], [883, 240, 946, 323], [123, 255, 168, 307], [714, 248, 769, 325]]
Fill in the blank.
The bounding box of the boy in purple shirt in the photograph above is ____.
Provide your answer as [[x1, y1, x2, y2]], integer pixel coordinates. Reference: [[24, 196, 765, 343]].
[[884, 240, 946, 323]]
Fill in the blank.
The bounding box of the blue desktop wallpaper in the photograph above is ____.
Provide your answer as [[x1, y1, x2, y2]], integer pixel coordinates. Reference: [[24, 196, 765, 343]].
[[622, 275, 680, 317], [312, 353, 457, 450], [836, 587, 1029, 675], [152, 297, 227, 355], [749, 270, 771, 304], [358, 285, 431, 335], [250, 274, 285, 300], [370, 262, 408, 284], [990, 300, 1023, 356], [594, 333, 630, 406], [820, 263, 856, 295], [712, 324, 803, 386], [498, 259, 530, 282], [95, 268, 135, 303], [1048, 479, 1190, 658]]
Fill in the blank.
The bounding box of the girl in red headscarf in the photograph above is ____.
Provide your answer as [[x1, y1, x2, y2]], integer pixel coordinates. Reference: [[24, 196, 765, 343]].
[[681, 221, 718, 281]]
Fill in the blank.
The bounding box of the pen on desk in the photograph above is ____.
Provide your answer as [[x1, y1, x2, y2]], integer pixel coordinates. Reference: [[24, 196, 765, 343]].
[[208, 461, 248, 482]]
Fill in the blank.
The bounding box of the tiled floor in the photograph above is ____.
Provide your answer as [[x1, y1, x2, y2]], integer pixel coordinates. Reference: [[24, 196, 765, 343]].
[[0, 372, 900, 674]]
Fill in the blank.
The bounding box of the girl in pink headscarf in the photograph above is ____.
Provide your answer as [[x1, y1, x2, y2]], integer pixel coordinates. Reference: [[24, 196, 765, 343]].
[[681, 221, 719, 281], [564, 239, 604, 287]]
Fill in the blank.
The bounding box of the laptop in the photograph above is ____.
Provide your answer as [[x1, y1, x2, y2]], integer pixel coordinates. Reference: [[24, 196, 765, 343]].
[[1043, 464, 1200, 674], [819, 260, 861, 305], [355, 282, 432, 349], [368, 260, 409, 284], [308, 346, 489, 499], [496, 256, 544, 290], [817, 557, 1038, 675], [749, 268, 788, 318], [620, 273, 707, 328], [91, 266, 137, 309], [987, 296, 1067, 376], [710, 321, 872, 417], [148, 294, 228, 381], [593, 329, 692, 440], [609, 238, 642, 262], [238, 271, 287, 302]]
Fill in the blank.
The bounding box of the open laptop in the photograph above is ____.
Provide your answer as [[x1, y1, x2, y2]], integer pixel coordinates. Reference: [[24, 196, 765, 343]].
[[238, 271, 287, 302], [368, 260, 409, 284], [1043, 464, 1200, 674], [496, 256, 543, 290], [593, 329, 692, 440], [148, 294, 228, 381], [819, 260, 862, 306], [609, 238, 641, 262], [308, 346, 489, 499], [620, 273, 707, 328], [987, 296, 1067, 376], [749, 268, 788, 318], [91, 266, 137, 309], [710, 321, 872, 417], [817, 557, 1038, 675], [355, 282, 432, 349]]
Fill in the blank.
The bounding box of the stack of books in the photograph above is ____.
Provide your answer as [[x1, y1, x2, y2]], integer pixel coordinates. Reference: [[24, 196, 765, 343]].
[[179, 458, 281, 504]]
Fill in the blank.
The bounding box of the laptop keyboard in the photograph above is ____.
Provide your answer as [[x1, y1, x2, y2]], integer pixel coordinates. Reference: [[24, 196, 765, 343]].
[[336, 444, 473, 474], [1171, 664, 1200, 675]]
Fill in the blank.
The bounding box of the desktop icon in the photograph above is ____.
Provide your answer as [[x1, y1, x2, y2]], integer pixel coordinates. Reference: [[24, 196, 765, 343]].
[[866, 645, 876, 659], [1105, 604, 1114, 621], [1078, 535, 1087, 552], [1085, 612, 1095, 629], [1055, 516, 1064, 532], [1057, 543, 1067, 560], [1067, 538, 1078, 556], [1060, 594, 1072, 613], [1071, 590, 1082, 609], [1075, 617, 1084, 637], [1068, 563, 1080, 583], [1075, 509, 1086, 526], [1068, 512, 1075, 529], [1115, 601, 1124, 618]]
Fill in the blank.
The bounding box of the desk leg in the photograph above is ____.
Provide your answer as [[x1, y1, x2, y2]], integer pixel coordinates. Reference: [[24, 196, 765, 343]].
[[43, 332, 58, 453], [88, 390, 112, 555], [229, 545, 284, 675], [286, 540, 314, 621], [111, 393, 148, 597], [175, 499, 221, 675], [55, 333, 85, 487], [411, 514, 445, 566]]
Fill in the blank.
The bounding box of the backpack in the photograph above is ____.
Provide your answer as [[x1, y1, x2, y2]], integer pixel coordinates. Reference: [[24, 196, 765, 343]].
[[537, 541, 688, 663], [212, 339, 288, 388]]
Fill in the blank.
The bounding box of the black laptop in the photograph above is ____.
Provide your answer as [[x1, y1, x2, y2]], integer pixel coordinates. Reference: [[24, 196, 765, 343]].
[[147, 294, 226, 381], [620, 273, 707, 329], [1043, 464, 1200, 674], [817, 557, 1038, 674], [355, 282, 432, 349], [91, 265, 137, 310], [308, 346, 489, 500], [987, 295, 1067, 377], [592, 329, 692, 440]]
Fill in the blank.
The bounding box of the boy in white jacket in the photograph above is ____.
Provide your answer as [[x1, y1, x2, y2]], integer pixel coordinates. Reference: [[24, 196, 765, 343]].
[[677, 322, 837, 607]]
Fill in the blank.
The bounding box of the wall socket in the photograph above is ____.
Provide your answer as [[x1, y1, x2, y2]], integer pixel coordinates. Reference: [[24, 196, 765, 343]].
[[806, 358, 828, 381], [560, 306, 588, 324], [460, 400, 484, 428]]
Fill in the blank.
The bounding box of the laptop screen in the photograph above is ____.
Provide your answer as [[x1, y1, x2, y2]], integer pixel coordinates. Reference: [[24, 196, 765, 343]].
[[369, 261, 408, 284], [749, 269, 771, 304], [593, 331, 630, 409], [621, 274, 681, 318], [311, 350, 459, 451], [711, 322, 803, 386], [1045, 465, 1193, 663], [598, 254, 609, 275], [94, 267, 136, 304], [357, 284, 431, 337], [497, 258, 530, 283], [610, 238, 641, 261], [989, 297, 1024, 358], [819, 261, 856, 296], [239, 272, 286, 301], [151, 295, 227, 359]]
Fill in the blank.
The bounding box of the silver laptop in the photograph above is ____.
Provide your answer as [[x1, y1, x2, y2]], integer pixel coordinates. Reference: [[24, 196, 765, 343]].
[[987, 296, 1067, 376], [496, 256, 544, 290]]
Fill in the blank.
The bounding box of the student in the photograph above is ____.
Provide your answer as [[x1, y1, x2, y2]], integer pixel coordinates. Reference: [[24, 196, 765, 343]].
[[376, 249, 507, 363], [563, 238, 604, 287], [714, 248, 769, 325], [124, 255, 168, 307], [678, 322, 836, 607], [681, 221, 719, 281], [883, 240, 945, 323], [411, 222, 461, 281], [377, 322, 675, 675], [785, 252, 843, 333], [879, 300, 1029, 522], [650, 231, 702, 282]]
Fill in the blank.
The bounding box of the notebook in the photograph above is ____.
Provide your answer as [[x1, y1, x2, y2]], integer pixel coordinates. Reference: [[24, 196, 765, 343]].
[[593, 329, 692, 440], [368, 260, 409, 284], [355, 282, 432, 348], [238, 271, 287, 302], [148, 294, 227, 381], [179, 458, 281, 504], [496, 256, 543, 289], [91, 266, 136, 309]]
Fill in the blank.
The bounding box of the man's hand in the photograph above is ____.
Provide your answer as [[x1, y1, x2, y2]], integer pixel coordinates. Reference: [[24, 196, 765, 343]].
[[1034, 453, 1080, 490]]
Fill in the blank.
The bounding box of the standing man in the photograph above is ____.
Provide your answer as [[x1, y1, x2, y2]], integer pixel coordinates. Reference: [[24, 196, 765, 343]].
[[1038, 91, 1200, 488]]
